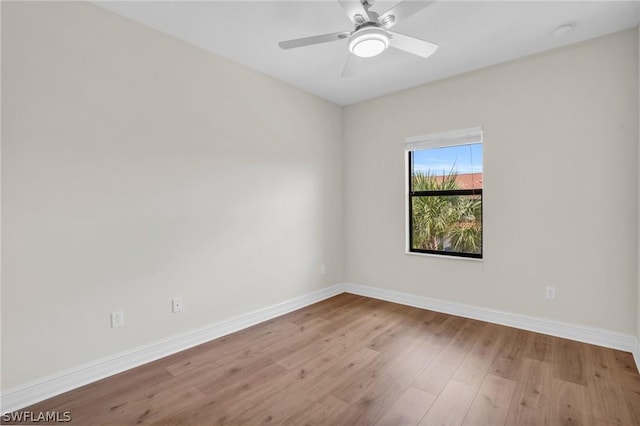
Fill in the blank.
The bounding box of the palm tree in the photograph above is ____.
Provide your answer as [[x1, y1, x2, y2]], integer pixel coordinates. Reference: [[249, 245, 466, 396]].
[[411, 169, 482, 254]]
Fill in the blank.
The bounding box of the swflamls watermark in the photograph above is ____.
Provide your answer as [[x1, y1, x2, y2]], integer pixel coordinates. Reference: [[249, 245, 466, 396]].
[[1, 411, 72, 423]]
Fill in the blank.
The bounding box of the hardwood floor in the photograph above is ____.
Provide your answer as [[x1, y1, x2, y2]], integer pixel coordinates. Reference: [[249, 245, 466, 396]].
[[6, 294, 640, 425]]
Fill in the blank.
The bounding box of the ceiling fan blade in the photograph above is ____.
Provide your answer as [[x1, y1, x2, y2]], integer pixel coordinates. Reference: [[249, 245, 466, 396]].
[[279, 31, 351, 50], [380, 1, 435, 29], [338, 0, 373, 25], [389, 31, 438, 58], [341, 54, 363, 77]]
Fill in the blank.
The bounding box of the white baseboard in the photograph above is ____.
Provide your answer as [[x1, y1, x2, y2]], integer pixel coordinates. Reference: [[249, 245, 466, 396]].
[[344, 282, 640, 371], [4, 281, 639, 414], [1, 283, 345, 414]]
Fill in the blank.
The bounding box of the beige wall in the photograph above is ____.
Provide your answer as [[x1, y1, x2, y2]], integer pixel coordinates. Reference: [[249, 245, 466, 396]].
[[1, 2, 343, 389], [344, 29, 639, 335]]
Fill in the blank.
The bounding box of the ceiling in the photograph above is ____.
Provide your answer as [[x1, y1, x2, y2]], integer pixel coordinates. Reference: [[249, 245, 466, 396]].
[[95, 1, 639, 105]]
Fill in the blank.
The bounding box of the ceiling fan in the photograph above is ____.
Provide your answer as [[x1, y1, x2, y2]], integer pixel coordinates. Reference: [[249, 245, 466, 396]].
[[278, 0, 438, 77]]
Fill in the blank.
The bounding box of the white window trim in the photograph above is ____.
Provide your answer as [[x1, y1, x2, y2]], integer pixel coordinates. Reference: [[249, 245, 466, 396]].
[[404, 126, 483, 152]]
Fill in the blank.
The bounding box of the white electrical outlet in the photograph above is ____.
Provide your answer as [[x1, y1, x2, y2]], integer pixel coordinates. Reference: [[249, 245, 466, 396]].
[[172, 297, 183, 313], [111, 311, 124, 328], [320, 264, 326, 275], [545, 286, 556, 300]]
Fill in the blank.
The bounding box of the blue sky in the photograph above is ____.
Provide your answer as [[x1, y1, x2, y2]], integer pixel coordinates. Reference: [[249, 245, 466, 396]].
[[412, 143, 483, 176]]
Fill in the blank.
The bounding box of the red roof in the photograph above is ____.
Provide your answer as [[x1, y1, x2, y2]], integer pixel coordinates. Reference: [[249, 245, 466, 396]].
[[454, 173, 483, 190]]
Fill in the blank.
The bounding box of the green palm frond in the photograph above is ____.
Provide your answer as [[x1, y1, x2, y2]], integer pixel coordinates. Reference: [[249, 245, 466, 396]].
[[411, 168, 482, 254]]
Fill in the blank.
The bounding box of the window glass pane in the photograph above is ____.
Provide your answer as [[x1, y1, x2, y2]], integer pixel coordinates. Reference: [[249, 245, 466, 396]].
[[411, 143, 482, 190], [411, 194, 482, 255]]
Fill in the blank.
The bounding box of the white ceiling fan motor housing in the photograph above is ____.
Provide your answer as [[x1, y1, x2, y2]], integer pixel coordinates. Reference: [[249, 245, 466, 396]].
[[349, 26, 390, 58]]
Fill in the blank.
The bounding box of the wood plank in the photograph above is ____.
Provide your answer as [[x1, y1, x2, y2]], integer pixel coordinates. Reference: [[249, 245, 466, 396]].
[[423, 315, 468, 349], [613, 349, 639, 375], [419, 380, 478, 426], [489, 327, 530, 381], [92, 386, 206, 425], [587, 345, 619, 382], [337, 379, 407, 426], [164, 319, 299, 376], [367, 308, 442, 354], [550, 378, 592, 426], [329, 336, 439, 405], [413, 320, 486, 395], [461, 374, 516, 426], [153, 363, 288, 425], [504, 358, 553, 425], [297, 346, 381, 404], [623, 377, 640, 426], [210, 317, 327, 369], [586, 374, 633, 424], [279, 293, 365, 325], [277, 303, 403, 371], [375, 386, 436, 426], [523, 331, 555, 362], [316, 297, 389, 334], [452, 323, 504, 388], [22, 361, 176, 416], [553, 338, 588, 386], [227, 348, 358, 424], [584, 342, 632, 424], [281, 395, 351, 426]]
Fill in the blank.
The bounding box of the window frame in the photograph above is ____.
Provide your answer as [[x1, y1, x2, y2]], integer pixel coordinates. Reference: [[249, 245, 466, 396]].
[[405, 127, 483, 260]]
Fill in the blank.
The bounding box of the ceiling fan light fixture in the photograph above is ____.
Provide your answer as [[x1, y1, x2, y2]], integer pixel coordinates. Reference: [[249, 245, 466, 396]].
[[349, 27, 390, 58]]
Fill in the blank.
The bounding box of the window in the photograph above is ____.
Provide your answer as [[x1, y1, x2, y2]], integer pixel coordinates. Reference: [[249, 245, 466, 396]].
[[406, 127, 483, 259]]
